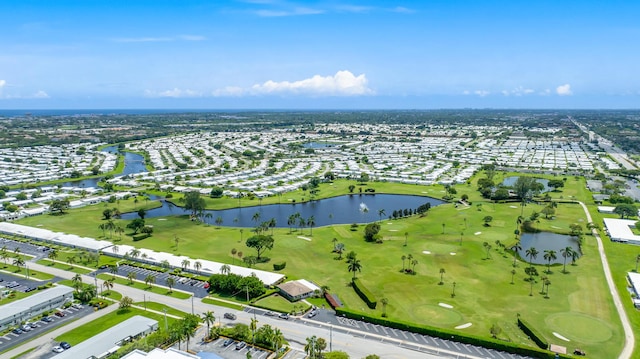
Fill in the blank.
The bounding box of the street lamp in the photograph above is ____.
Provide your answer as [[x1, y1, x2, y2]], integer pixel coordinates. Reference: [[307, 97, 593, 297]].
[[163, 308, 168, 331]]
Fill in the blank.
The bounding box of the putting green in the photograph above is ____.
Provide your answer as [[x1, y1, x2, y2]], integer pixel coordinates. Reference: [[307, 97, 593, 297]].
[[545, 312, 613, 343], [412, 304, 463, 325]]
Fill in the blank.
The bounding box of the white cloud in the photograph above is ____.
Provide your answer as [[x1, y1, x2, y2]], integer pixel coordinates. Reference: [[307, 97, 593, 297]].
[[32, 90, 49, 98], [474, 90, 490, 97], [0, 80, 5, 88], [212, 86, 245, 97], [556, 84, 573, 96], [249, 71, 372, 96], [144, 88, 203, 98], [391, 6, 415, 14], [501, 86, 535, 96]]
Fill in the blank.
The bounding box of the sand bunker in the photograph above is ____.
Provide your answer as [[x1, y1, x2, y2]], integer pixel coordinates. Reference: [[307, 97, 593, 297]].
[[553, 332, 570, 342], [455, 323, 472, 329], [422, 251, 431, 254], [438, 303, 453, 309], [297, 236, 312, 241]]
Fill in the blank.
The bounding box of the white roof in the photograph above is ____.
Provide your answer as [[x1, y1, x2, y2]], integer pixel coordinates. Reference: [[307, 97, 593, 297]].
[[0, 222, 284, 286], [54, 316, 158, 359], [0, 285, 74, 322], [603, 218, 640, 244], [122, 348, 200, 359]]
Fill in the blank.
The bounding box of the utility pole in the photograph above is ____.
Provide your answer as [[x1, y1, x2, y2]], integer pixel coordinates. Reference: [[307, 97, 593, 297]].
[[329, 324, 333, 352], [191, 295, 194, 315], [163, 308, 168, 331]]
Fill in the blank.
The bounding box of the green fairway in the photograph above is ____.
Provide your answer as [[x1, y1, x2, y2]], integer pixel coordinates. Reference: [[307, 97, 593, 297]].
[[17, 175, 629, 358]]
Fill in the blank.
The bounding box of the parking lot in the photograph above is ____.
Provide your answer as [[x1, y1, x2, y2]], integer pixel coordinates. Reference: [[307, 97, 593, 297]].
[[186, 327, 271, 359], [0, 273, 54, 293], [103, 264, 209, 297], [0, 237, 51, 260], [0, 305, 94, 353]]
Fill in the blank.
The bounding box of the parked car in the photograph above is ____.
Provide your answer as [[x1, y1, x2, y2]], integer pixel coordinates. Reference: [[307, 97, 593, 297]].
[[21, 325, 32, 332], [28, 322, 38, 328], [60, 342, 71, 350], [264, 311, 276, 316], [223, 313, 237, 320], [223, 338, 234, 347], [308, 310, 317, 318], [278, 313, 290, 320], [12, 328, 23, 335], [235, 341, 246, 350], [52, 346, 64, 353], [72, 303, 83, 309], [42, 316, 53, 323], [54, 311, 66, 317]]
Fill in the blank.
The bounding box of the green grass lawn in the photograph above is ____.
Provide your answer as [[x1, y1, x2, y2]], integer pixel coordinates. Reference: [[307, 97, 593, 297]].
[[36, 259, 93, 274], [96, 273, 191, 299], [254, 293, 311, 313], [132, 301, 188, 317], [17, 174, 629, 358], [0, 263, 55, 281], [54, 307, 174, 345], [201, 297, 244, 311]]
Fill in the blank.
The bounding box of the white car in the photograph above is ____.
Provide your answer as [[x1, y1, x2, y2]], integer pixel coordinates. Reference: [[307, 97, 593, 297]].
[[21, 325, 32, 332], [52, 346, 64, 353], [72, 303, 83, 309]]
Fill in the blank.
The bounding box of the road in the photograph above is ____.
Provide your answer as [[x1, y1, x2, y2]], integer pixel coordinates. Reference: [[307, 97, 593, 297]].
[[578, 201, 635, 359]]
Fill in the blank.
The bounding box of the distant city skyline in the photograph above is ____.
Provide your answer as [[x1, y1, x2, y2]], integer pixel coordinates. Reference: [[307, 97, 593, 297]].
[[1, 0, 639, 109]]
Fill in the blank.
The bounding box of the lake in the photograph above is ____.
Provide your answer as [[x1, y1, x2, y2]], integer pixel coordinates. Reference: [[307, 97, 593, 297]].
[[121, 193, 445, 227], [517, 232, 581, 264], [60, 146, 146, 188]]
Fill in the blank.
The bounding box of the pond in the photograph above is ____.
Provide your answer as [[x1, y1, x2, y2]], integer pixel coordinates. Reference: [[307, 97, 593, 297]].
[[303, 142, 337, 149], [121, 193, 445, 228], [502, 176, 551, 193], [516, 232, 581, 265], [60, 146, 146, 188]]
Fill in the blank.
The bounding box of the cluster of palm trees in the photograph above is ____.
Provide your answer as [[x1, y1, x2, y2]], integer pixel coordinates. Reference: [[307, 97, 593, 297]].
[[400, 254, 418, 274], [304, 335, 327, 359], [71, 273, 97, 302], [331, 238, 345, 259], [251, 212, 279, 235], [230, 248, 244, 264], [97, 219, 125, 240], [2, 246, 26, 270], [286, 212, 316, 235]]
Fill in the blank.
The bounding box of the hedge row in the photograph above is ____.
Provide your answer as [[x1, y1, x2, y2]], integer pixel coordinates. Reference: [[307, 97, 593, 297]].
[[517, 317, 549, 349], [273, 262, 286, 271], [335, 308, 569, 359], [352, 278, 377, 309]]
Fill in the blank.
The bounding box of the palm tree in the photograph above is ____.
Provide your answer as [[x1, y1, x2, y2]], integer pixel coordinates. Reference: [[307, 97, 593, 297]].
[[380, 297, 389, 317], [560, 247, 573, 273], [239, 229, 244, 242], [525, 247, 539, 270], [109, 265, 118, 279], [67, 255, 77, 268], [174, 235, 180, 250], [215, 216, 223, 227], [544, 279, 551, 298], [103, 278, 114, 293], [404, 232, 408, 246], [183, 321, 196, 352], [483, 242, 492, 259], [220, 264, 231, 275], [181, 259, 190, 271], [231, 248, 237, 264], [0, 246, 8, 265], [439, 268, 446, 285], [332, 238, 338, 251], [401, 255, 407, 271], [127, 271, 136, 284], [348, 258, 362, 279], [129, 248, 140, 260], [269, 218, 277, 236], [411, 259, 418, 273], [378, 209, 386, 222], [287, 214, 297, 233], [72, 273, 83, 291], [252, 212, 261, 226], [144, 274, 156, 288], [543, 250, 557, 273], [48, 249, 58, 263], [202, 311, 216, 339], [512, 241, 522, 267], [194, 261, 202, 274], [307, 216, 316, 236], [273, 328, 285, 352], [13, 256, 25, 270], [510, 269, 516, 284], [250, 317, 259, 345], [335, 243, 345, 259], [570, 249, 579, 265], [166, 277, 175, 293]]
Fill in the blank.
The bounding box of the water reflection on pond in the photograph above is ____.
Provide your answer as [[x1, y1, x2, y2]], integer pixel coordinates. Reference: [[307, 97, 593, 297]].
[[517, 232, 581, 264], [122, 194, 445, 228]]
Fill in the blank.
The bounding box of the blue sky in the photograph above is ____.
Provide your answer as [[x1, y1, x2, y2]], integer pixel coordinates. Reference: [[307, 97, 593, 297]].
[[1, 0, 639, 109]]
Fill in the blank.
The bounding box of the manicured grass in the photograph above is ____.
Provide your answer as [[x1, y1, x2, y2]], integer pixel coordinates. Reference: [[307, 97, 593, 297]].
[[101, 290, 122, 301], [133, 301, 188, 317], [254, 293, 310, 313], [96, 273, 191, 299], [36, 259, 93, 274], [201, 297, 244, 311], [0, 288, 31, 305], [0, 263, 55, 281], [9, 347, 35, 359], [17, 175, 627, 358], [54, 308, 174, 345]]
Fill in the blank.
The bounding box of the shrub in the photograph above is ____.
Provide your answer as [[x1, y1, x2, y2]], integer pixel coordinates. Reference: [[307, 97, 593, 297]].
[[517, 317, 548, 349], [273, 262, 286, 271], [132, 233, 150, 241], [352, 278, 377, 309]]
